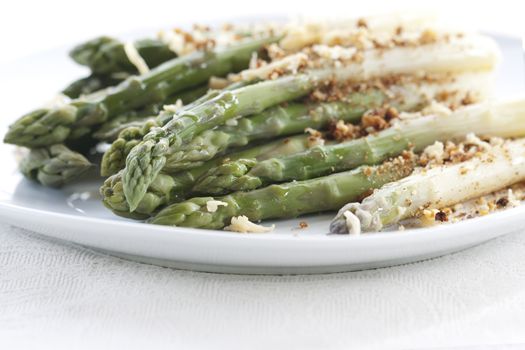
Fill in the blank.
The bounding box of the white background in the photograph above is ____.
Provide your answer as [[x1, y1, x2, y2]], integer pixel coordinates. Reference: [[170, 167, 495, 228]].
[[1, 1, 525, 349]]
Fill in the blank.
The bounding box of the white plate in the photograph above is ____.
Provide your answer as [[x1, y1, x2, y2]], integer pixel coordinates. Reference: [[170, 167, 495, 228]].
[[0, 32, 524, 274]]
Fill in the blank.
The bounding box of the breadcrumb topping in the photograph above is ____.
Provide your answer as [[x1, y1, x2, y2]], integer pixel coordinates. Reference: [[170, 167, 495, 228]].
[[157, 23, 277, 56], [304, 127, 326, 147], [325, 106, 399, 142], [403, 184, 525, 229], [419, 133, 496, 167]]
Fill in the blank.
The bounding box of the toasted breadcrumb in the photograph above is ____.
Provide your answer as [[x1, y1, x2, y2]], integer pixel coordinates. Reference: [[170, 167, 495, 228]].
[[419, 134, 496, 167], [305, 127, 325, 147], [325, 106, 399, 142]]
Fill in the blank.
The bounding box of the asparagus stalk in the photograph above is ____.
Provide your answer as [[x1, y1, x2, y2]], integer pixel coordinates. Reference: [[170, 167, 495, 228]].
[[102, 135, 314, 219], [164, 69, 483, 173], [19, 145, 93, 187], [62, 74, 124, 99], [193, 97, 525, 195], [149, 155, 416, 229], [70, 36, 177, 75], [122, 74, 318, 211], [4, 36, 277, 148], [161, 89, 414, 172], [330, 137, 525, 234], [99, 81, 252, 176], [280, 12, 437, 50], [93, 84, 209, 142]]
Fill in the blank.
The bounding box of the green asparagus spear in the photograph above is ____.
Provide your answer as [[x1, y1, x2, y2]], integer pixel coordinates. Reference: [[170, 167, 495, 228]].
[[62, 74, 124, 99], [122, 73, 318, 211], [193, 97, 525, 195], [93, 84, 209, 142], [102, 135, 314, 219], [4, 36, 277, 148], [70, 36, 177, 75], [17, 85, 209, 188], [99, 81, 252, 176], [163, 90, 390, 172], [149, 156, 416, 229], [19, 144, 93, 187]]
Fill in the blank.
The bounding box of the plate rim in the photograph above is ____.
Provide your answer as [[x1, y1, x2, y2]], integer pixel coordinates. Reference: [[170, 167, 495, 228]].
[[1, 196, 524, 243]]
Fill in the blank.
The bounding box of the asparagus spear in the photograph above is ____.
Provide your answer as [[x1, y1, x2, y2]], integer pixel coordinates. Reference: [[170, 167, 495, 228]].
[[4, 36, 277, 148], [102, 134, 315, 219], [62, 74, 124, 99], [149, 155, 416, 229], [121, 74, 319, 211], [193, 97, 525, 195], [330, 137, 525, 234], [70, 36, 177, 75], [99, 81, 252, 176], [93, 84, 209, 142], [17, 85, 208, 188], [162, 89, 404, 172], [19, 145, 93, 187]]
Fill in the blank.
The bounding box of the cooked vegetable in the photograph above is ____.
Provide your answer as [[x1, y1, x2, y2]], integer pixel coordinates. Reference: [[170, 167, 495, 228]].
[[160, 91, 395, 172], [193, 97, 525, 195], [121, 74, 317, 211], [121, 33, 499, 212], [149, 156, 416, 229], [100, 81, 252, 176], [4, 36, 277, 148], [330, 137, 525, 234], [19, 145, 93, 187], [102, 135, 315, 219], [61, 74, 124, 99], [69, 36, 177, 75], [93, 84, 209, 142]]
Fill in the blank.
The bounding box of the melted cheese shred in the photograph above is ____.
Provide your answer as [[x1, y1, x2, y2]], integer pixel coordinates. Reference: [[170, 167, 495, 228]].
[[123, 42, 150, 75]]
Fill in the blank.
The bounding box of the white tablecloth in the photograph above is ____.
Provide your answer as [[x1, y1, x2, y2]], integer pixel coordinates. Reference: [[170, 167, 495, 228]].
[[2, 223, 525, 349]]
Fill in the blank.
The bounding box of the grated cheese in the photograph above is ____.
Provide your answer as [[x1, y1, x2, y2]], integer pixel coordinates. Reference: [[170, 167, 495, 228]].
[[224, 216, 275, 233], [206, 200, 228, 213], [163, 99, 184, 113], [422, 141, 445, 164], [225, 118, 238, 126], [240, 53, 308, 81], [123, 42, 150, 75], [44, 93, 70, 108], [343, 211, 361, 235]]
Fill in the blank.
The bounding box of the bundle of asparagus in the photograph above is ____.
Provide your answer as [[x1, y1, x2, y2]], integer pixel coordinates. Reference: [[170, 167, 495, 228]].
[[8, 14, 520, 235], [119, 32, 499, 212], [4, 30, 279, 186]]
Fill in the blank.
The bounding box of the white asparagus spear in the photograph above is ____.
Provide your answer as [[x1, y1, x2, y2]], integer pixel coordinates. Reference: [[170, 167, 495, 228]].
[[330, 137, 525, 234], [280, 12, 439, 50], [240, 33, 500, 82]]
